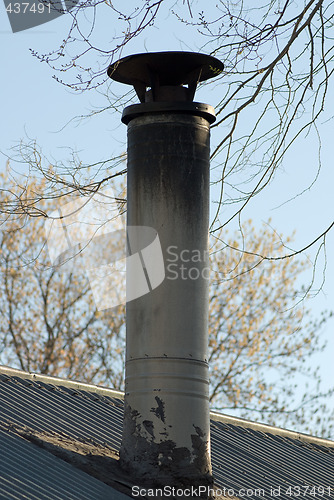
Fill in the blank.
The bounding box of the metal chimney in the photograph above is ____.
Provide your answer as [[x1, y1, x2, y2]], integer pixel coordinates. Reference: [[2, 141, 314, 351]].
[[108, 52, 224, 489]]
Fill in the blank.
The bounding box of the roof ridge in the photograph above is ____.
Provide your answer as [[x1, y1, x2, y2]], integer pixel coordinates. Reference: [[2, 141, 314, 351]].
[[210, 411, 334, 449], [0, 365, 124, 400]]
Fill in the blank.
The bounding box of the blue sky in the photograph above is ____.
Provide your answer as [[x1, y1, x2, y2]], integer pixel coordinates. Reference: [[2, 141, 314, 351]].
[[1, 2, 333, 430]]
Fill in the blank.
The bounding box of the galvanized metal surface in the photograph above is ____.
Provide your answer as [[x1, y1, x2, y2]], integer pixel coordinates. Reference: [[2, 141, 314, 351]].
[[109, 51, 222, 486], [123, 111, 213, 484], [211, 421, 334, 500], [0, 368, 333, 499], [0, 372, 123, 448], [0, 425, 127, 500]]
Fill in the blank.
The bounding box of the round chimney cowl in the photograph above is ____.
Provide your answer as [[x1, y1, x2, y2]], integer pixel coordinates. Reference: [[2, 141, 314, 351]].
[[107, 51, 224, 103]]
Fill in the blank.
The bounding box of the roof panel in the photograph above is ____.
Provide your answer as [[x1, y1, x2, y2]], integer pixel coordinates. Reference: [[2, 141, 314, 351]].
[[0, 368, 333, 500], [0, 427, 128, 500], [0, 376, 123, 449]]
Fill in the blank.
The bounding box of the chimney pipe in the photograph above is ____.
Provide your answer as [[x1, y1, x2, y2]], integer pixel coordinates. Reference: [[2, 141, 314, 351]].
[[108, 52, 223, 489]]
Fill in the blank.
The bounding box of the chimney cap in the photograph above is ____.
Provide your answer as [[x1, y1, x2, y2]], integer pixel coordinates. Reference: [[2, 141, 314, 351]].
[[107, 51, 224, 102]]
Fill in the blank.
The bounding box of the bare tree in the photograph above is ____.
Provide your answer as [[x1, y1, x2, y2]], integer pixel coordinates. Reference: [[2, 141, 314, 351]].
[[4, 0, 332, 262], [0, 173, 126, 386], [209, 223, 332, 436]]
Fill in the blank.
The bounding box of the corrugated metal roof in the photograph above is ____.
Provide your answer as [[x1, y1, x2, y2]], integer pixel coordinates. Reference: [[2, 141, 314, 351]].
[[0, 367, 333, 500], [0, 425, 128, 500], [0, 372, 123, 449], [211, 420, 334, 499]]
